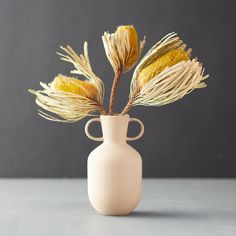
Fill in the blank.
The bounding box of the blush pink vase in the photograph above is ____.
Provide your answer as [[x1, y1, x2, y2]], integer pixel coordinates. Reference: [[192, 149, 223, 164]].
[[85, 114, 144, 215]]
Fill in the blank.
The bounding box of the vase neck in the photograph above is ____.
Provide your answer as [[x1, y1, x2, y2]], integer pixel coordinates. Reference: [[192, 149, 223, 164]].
[[100, 115, 129, 143]]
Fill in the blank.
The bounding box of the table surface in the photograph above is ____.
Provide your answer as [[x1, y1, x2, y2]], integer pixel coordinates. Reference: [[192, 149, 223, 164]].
[[0, 179, 236, 236]]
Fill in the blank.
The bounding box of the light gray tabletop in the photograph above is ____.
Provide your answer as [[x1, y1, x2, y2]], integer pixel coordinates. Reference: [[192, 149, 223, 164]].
[[0, 179, 235, 236]]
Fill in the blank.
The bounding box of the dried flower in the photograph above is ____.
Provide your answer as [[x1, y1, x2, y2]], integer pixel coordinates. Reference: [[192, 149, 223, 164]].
[[52, 75, 98, 100], [116, 26, 139, 70], [137, 49, 190, 87], [132, 60, 208, 107], [29, 42, 106, 122], [121, 32, 208, 114], [103, 25, 145, 114], [102, 25, 145, 72], [57, 42, 104, 104], [29, 28, 208, 123]]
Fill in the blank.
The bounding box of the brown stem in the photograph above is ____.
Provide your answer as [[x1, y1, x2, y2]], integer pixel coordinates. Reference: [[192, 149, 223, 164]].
[[109, 68, 122, 115], [121, 86, 141, 115], [97, 102, 107, 115]]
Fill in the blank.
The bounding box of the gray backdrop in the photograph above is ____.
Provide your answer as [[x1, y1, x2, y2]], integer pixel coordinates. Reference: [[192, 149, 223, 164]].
[[0, 0, 235, 177]]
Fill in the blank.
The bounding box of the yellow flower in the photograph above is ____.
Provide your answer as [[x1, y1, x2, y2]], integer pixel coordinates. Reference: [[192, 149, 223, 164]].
[[125, 32, 208, 112], [51, 75, 98, 100], [138, 49, 189, 87], [102, 25, 145, 72], [29, 42, 106, 123], [115, 25, 139, 70]]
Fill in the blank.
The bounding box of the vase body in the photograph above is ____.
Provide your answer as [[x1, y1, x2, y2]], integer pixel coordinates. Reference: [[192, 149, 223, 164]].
[[85, 115, 144, 215]]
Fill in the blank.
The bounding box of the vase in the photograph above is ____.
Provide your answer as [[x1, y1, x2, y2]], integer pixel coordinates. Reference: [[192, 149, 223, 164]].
[[85, 114, 144, 215]]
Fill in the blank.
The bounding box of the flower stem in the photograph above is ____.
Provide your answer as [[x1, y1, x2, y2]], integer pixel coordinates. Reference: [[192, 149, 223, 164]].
[[121, 86, 141, 115], [97, 102, 107, 115], [109, 68, 122, 115]]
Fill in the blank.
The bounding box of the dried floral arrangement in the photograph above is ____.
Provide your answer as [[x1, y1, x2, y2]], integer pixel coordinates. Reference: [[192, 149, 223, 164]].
[[29, 25, 208, 122]]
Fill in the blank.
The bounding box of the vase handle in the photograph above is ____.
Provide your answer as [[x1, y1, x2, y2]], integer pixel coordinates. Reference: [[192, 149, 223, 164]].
[[126, 118, 144, 141], [85, 118, 104, 142]]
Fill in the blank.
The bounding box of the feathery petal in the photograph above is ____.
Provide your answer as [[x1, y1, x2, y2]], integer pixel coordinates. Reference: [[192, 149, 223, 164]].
[[102, 25, 145, 72]]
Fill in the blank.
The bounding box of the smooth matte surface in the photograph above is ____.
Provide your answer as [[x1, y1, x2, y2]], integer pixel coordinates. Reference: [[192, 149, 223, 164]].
[[0, 0, 236, 177], [0, 179, 236, 236]]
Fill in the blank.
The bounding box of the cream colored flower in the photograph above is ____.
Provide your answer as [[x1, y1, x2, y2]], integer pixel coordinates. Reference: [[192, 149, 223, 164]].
[[137, 48, 190, 87], [121, 32, 208, 113], [29, 42, 106, 122], [57, 42, 104, 104], [132, 59, 208, 107], [102, 25, 145, 72], [51, 75, 98, 100]]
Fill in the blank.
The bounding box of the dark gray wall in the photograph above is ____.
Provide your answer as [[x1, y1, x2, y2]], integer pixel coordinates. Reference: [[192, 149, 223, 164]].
[[0, 0, 235, 177]]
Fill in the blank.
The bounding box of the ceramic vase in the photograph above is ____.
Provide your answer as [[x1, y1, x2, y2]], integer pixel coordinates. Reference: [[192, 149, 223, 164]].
[[85, 114, 144, 215]]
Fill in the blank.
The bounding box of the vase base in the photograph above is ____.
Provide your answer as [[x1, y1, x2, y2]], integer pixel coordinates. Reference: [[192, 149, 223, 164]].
[[94, 209, 135, 216]]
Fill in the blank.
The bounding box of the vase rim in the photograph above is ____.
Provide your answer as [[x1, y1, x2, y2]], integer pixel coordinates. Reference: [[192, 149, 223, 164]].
[[100, 114, 129, 118]]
